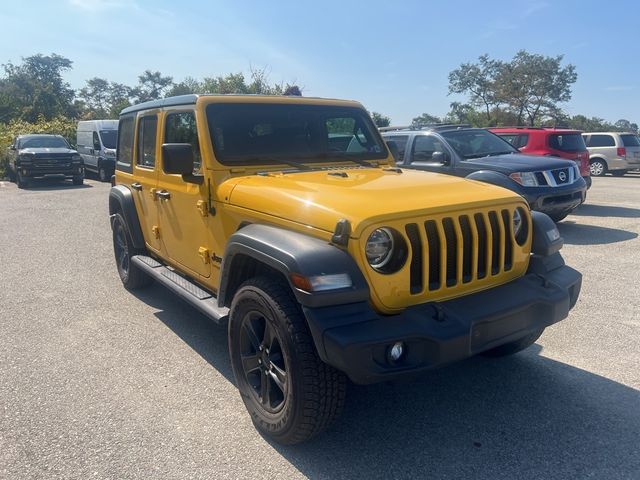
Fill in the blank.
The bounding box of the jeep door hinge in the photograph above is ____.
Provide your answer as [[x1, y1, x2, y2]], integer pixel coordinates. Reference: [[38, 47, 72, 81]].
[[198, 247, 210, 264], [196, 200, 209, 217]]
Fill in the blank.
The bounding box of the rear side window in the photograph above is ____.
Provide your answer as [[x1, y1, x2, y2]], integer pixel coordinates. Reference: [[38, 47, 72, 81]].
[[620, 134, 640, 147], [586, 134, 615, 147], [499, 134, 529, 149], [137, 116, 157, 168], [165, 111, 201, 174], [549, 134, 587, 152], [385, 135, 409, 162], [117, 116, 135, 171]]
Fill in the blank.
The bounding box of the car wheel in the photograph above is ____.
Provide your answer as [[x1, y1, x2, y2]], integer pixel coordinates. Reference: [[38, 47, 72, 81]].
[[72, 174, 84, 186], [229, 276, 347, 445], [7, 167, 16, 182], [112, 213, 152, 290], [611, 170, 627, 177], [98, 165, 109, 182], [589, 159, 607, 177], [548, 212, 569, 222], [481, 328, 544, 357], [16, 171, 28, 189]]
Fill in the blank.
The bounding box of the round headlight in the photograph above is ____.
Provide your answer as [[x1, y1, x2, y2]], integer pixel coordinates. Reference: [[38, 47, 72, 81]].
[[513, 207, 528, 245], [366, 228, 394, 269]]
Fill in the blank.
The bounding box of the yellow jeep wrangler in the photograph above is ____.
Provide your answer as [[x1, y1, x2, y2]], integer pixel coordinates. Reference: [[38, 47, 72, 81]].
[[109, 94, 581, 444]]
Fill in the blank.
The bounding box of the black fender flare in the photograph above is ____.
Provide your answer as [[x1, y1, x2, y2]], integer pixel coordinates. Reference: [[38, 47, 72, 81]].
[[465, 170, 517, 193], [108, 185, 145, 249], [219, 224, 369, 309]]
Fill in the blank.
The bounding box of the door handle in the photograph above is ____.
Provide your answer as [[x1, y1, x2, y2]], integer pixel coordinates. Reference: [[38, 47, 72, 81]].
[[131, 182, 143, 191], [155, 190, 171, 200]]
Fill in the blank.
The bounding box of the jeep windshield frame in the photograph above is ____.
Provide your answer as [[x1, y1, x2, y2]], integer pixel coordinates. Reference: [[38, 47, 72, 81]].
[[205, 103, 389, 167]]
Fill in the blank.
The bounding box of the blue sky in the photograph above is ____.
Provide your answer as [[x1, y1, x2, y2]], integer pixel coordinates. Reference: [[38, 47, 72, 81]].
[[1, 0, 638, 124]]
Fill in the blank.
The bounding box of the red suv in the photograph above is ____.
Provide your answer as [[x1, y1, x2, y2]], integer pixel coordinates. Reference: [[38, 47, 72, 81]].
[[490, 127, 591, 188]]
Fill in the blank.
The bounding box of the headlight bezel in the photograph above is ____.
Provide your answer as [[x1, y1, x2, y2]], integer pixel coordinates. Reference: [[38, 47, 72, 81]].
[[513, 207, 529, 246], [365, 227, 408, 274]]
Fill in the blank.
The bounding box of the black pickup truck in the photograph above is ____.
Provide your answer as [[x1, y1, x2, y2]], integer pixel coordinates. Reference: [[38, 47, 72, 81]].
[[382, 125, 587, 222], [7, 134, 84, 188]]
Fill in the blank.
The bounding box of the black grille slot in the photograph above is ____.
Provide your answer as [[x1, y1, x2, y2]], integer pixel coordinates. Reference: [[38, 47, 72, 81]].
[[442, 218, 457, 287], [459, 215, 473, 283], [501, 210, 513, 271], [424, 220, 441, 290], [405, 223, 423, 294], [535, 172, 547, 185], [488, 211, 501, 275], [474, 213, 487, 279]]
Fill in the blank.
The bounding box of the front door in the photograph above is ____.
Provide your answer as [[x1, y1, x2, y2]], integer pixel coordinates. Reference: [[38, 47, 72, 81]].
[[132, 113, 161, 252], [156, 110, 211, 279], [406, 134, 454, 175]]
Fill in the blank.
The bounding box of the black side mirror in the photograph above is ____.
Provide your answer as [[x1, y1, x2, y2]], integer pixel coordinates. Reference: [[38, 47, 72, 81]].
[[386, 140, 400, 162], [162, 143, 202, 184], [432, 151, 450, 165]]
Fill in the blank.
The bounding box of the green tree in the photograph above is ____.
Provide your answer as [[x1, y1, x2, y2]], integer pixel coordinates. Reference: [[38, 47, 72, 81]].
[[133, 70, 173, 103], [79, 77, 111, 118], [449, 54, 502, 124], [411, 113, 442, 127], [371, 112, 391, 127], [496, 50, 577, 126], [0, 53, 76, 122]]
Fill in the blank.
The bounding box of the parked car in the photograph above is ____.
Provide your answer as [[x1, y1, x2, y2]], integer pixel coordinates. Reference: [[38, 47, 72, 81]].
[[381, 125, 587, 222], [490, 127, 591, 188], [7, 134, 84, 188], [77, 120, 118, 182], [582, 132, 640, 176], [109, 95, 582, 444]]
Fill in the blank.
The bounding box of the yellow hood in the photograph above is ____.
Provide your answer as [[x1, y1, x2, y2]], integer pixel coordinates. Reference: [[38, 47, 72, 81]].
[[225, 167, 522, 237]]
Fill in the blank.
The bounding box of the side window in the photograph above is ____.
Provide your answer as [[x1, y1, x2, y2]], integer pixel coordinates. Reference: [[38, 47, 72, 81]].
[[411, 135, 446, 163], [497, 134, 517, 146], [117, 116, 135, 171], [92, 131, 100, 150], [165, 111, 201, 174], [136, 116, 157, 168], [588, 135, 615, 147], [385, 135, 409, 162], [516, 134, 529, 148]]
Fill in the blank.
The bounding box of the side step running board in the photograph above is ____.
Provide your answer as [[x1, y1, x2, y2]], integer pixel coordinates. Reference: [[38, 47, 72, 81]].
[[131, 255, 229, 325]]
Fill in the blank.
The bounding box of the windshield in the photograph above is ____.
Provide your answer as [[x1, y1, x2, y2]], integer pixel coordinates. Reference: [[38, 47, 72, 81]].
[[205, 103, 387, 165], [549, 133, 587, 152], [99, 130, 118, 149], [440, 129, 517, 159], [621, 134, 640, 147], [20, 136, 69, 149]]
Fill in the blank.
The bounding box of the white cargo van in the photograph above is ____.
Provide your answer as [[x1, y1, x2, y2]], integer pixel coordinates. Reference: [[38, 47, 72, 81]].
[[77, 120, 118, 182]]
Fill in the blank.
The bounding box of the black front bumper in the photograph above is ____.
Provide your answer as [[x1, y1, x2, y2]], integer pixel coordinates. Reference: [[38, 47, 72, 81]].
[[303, 255, 581, 384], [521, 180, 587, 218], [19, 163, 83, 179]]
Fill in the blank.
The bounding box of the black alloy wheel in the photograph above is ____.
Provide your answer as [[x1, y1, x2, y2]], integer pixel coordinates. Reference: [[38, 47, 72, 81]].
[[111, 213, 152, 290]]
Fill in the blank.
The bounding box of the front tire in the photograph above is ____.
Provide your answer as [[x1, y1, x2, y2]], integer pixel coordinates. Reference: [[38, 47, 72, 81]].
[[589, 159, 607, 177], [112, 213, 152, 290], [548, 212, 569, 222], [481, 328, 544, 357], [16, 171, 28, 189], [611, 170, 627, 177], [229, 277, 346, 445], [98, 165, 109, 182]]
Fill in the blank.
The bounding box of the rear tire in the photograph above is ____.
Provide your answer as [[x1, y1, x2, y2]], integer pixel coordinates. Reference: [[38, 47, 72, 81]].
[[481, 328, 544, 357], [589, 159, 607, 177], [98, 165, 109, 182], [611, 170, 627, 177], [112, 213, 152, 290], [229, 276, 347, 445]]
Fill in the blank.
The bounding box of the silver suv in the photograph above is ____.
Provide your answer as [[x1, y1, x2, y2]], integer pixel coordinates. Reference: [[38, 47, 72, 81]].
[[582, 132, 640, 176]]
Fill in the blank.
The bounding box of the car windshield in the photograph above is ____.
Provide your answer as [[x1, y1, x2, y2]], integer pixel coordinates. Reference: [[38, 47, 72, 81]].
[[440, 130, 517, 159], [20, 136, 69, 149], [620, 134, 640, 147], [205, 103, 388, 166], [100, 130, 118, 149], [549, 133, 587, 152]]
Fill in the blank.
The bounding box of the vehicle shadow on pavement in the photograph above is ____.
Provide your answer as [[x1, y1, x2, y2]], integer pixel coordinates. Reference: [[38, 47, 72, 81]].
[[557, 222, 637, 245], [272, 348, 640, 480], [572, 203, 640, 218], [22, 180, 93, 191], [131, 285, 235, 384]]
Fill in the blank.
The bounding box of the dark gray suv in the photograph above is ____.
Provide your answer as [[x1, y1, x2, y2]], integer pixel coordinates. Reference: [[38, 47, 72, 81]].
[[382, 125, 587, 222]]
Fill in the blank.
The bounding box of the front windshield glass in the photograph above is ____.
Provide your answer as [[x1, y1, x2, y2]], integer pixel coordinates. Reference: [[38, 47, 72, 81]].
[[99, 130, 118, 149], [21, 136, 69, 149], [440, 130, 517, 159], [206, 103, 387, 165]]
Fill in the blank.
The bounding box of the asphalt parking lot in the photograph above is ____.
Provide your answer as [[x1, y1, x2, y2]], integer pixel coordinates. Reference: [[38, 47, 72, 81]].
[[1, 174, 639, 480]]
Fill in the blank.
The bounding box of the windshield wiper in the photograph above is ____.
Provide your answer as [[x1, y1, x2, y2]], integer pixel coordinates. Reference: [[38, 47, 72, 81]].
[[241, 156, 312, 171], [484, 151, 517, 157], [317, 152, 375, 168]]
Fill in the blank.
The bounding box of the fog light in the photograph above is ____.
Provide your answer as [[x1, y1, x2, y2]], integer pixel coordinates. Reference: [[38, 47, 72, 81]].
[[388, 341, 405, 363]]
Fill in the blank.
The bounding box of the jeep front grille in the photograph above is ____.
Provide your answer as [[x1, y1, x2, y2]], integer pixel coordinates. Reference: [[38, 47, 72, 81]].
[[404, 209, 519, 295]]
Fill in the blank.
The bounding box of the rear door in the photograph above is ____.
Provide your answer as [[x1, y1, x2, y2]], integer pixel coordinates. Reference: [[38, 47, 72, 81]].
[[156, 109, 211, 278], [620, 134, 640, 166]]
